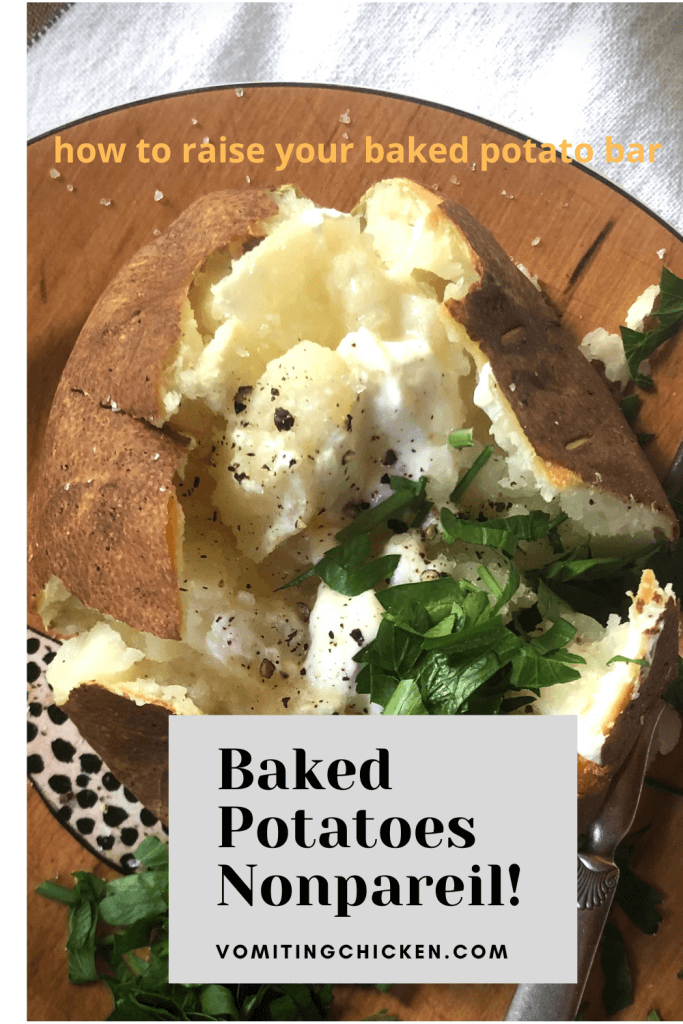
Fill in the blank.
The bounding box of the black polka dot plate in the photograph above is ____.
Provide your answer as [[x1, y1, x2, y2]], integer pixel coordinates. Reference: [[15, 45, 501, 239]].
[[27, 627, 168, 873]]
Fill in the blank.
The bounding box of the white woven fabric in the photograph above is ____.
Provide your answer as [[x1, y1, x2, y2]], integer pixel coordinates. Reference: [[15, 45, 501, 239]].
[[28, 2, 683, 232]]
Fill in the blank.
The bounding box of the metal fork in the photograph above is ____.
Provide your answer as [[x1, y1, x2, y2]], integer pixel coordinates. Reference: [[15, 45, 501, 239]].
[[504, 704, 665, 1022]]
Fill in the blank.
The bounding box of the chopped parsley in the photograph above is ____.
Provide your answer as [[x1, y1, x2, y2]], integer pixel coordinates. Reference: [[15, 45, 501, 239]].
[[449, 445, 494, 503], [36, 837, 333, 1021], [279, 477, 428, 596], [447, 428, 474, 449], [440, 508, 568, 559], [354, 563, 584, 715]]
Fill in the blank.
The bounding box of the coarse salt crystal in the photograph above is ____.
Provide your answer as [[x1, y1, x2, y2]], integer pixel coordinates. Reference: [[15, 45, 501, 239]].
[[656, 248, 666, 259], [64, 483, 70, 491], [191, 118, 198, 125], [49, 168, 60, 179], [160, 486, 167, 493], [202, 136, 210, 144], [235, 88, 244, 97], [152, 453, 160, 461], [66, 184, 74, 192], [531, 237, 541, 246], [339, 110, 351, 124], [246, 175, 251, 184], [154, 190, 163, 202], [152, 228, 161, 236], [509, 383, 516, 392], [342, 132, 349, 140], [100, 198, 112, 207], [449, 176, 460, 185]]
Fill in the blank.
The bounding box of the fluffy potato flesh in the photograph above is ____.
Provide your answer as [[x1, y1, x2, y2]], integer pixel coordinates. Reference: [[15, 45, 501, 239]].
[[41, 180, 675, 743]]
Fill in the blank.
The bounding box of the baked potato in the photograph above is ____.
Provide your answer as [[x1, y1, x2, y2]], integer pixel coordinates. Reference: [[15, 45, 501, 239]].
[[28, 179, 680, 826]]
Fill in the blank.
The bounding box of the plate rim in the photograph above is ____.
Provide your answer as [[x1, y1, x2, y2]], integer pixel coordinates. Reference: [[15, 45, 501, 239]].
[[27, 79, 683, 244]]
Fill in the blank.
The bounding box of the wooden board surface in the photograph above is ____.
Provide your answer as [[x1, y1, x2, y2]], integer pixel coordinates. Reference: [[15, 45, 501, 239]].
[[27, 84, 683, 1022]]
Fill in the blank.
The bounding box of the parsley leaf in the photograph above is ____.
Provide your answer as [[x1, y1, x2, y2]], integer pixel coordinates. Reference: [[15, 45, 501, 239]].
[[383, 679, 427, 715], [37, 837, 335, 1021], [312, 535, 401, 598], [441, 509, 567, 559], [508, 644, 582, 694], [35, 871, 107, 983], [449, 445, 494, 503], [280, 478, 427, 595], [620, 266, 683, 390], [619, 393, 640, 426], [535, 532, 682, 627], [538, 543, 661, 585], [335, 476, 428, 542], [658, 266, 683, 324]]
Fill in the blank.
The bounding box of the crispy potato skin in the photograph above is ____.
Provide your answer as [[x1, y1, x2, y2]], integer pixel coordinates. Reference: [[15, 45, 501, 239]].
[[64, 684, 172, 822], [62, 190, 278, 423], [29, 190, 277, 639], [442, 198, 677, 535], [29, 389, 189, 638]]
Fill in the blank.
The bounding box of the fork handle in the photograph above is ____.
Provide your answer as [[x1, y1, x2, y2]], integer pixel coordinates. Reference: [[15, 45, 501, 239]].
[[505, 898, 615, 1020]]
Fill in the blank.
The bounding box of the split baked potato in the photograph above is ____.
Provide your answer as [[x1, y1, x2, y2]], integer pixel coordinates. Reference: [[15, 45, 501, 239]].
[[28, 179, 680, 826]]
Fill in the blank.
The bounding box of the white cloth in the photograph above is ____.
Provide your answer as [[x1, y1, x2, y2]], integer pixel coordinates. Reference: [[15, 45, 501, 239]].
[[28, 2, 683, 233]]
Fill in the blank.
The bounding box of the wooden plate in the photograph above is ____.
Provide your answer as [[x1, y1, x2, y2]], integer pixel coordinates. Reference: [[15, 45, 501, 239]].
[[27, 84, 683, 1023]]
